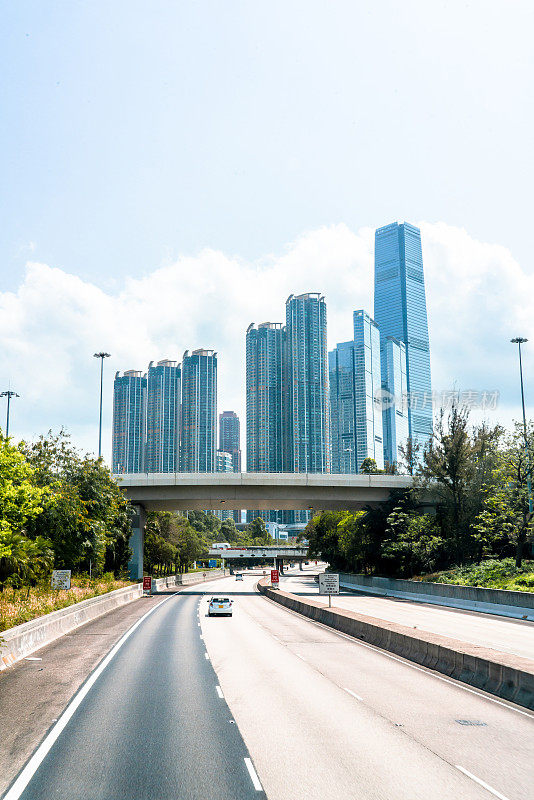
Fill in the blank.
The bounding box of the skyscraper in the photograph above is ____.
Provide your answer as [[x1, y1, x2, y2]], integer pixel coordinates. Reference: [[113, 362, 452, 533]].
[[180, 349, 217, 472], [285, 293, 330, 473], [381, 337, 409, 468], [146, 360, 181, 473], [329, 311, 384, 473], [374, 222, 433, 450], [246, 322, 286, 473], [219, 410, 241, 472], [111, 370, 147, 474]]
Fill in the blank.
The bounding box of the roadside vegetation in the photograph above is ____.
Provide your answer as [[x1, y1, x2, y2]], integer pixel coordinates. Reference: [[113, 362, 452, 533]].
[[415, 558, 534, 592], [143, 511, 275, 575], [0, 572, 131, 632], [304, 402, 533, 589], [0, 429, 134, 631]]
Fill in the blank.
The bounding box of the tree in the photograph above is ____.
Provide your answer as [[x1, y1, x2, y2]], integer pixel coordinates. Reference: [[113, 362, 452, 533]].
[[245, 517, 271, 544], [474, 423, 534, 567], [22, 430, 132, 575], [0, 434, 46, 535], [0, 528, 54, 592], [360, 457, 380, 474], [382, 509, 445, 577], [398, 437, 422, 476], [422, 402, 475, 562]]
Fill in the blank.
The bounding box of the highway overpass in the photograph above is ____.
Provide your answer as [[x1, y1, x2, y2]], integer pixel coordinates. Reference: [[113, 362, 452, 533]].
[[118, 472, 429, 578], [118, 471, 418, 512]]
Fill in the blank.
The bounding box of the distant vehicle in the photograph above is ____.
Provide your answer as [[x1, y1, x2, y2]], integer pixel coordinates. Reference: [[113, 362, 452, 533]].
[[208, 597, 233, 616], [235, 573, 243, 581], [212, 542, 231, 551]]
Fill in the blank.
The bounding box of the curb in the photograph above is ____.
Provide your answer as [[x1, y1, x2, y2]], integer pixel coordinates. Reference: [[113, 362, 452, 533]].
[[258, 579, 534, 711]]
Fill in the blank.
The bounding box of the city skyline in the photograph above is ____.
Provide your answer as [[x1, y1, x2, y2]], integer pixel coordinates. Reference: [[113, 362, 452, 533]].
[[1, 217, 531, 462]]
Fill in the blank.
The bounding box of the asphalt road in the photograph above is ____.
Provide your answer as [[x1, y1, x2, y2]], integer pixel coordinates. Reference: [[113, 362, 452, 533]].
[[201, 572, 534, 800], [3, 589, 266, 800], [280, 569, 534, 660]]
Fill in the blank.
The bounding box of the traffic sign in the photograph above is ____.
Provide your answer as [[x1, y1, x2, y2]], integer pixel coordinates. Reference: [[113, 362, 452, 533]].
[[318, 573, 339, 606], [51, 570, 71, 590], [271, 569, 279, 588], [142, 576, 152, 593]]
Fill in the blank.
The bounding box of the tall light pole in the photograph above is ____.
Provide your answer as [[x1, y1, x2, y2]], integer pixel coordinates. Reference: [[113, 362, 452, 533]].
[[0, 390, 19, 438], [94, 352, 110, 459], [511, 338, 533, 515]]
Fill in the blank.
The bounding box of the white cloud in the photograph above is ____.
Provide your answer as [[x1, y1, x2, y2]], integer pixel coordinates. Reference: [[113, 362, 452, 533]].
[[0, 222, 532, 460]]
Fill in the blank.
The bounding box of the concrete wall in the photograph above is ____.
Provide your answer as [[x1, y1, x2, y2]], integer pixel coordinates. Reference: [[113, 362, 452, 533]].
[[336, 573, 534, 621], [258, 579, 534, 711], [1, 583, 143, 670], [150, 570, 224, 592]]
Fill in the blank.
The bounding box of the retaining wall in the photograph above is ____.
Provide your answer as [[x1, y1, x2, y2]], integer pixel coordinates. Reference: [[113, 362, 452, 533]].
[[151, 570, 224, 592], [258, 580, 534, 711], [0, 583, 143, 670], [336, 573, 534, 621]]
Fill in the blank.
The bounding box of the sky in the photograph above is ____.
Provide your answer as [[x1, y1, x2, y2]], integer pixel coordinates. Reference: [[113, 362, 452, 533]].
[[0, 1, 533, 462]]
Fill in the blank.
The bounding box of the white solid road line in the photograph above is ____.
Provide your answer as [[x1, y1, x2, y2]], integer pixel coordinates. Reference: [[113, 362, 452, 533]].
[[260, 592, 534, 719], [3, 592, 180, 800], [455, 765, 511, 800], [296, 653, 306, 661], [244, 757, 263, 791], [216, 685, 224, 698], [344, 687, 363, 701]]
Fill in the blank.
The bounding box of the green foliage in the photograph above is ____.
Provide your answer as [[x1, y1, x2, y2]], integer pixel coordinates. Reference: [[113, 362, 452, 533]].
[[359, 457, 379, 474], [245, 516, 271, 544], [21, 430, 132, 577], [144, 512, 205, 574], [0, 433, 46, 535], [0, 528, 54, 591], [417, 558, 534, 592]]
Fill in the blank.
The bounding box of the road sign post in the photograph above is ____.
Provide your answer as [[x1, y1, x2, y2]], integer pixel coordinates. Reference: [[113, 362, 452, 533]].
[[318, 573, 339, 607], [51, 570, 71, 591], [271, 569, 279, 589], [142, 576, 152, 595]]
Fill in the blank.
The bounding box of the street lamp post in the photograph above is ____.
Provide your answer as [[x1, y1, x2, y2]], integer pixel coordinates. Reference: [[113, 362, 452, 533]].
[[511, 338, 533, 515], [93, 352, 110, 459], [0, 390, 20, 438]]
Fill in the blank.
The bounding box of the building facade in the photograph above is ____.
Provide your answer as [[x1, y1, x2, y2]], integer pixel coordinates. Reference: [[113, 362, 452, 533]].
[[374, 222, 433, 450], [246, 322, 286, 473], [146, 360, 181, 473], [219, 410, 241, 472], [285, 293, 330, 473], [381, 337, 410, 468], [180, 349, 217, 472], [329, 311, 384, 473], [111, 370, 147, 474]]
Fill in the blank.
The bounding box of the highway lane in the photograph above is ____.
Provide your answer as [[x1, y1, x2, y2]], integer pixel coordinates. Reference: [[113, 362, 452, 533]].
[[201, 573, 534, 800], [280, 569, 534, 660], [4, 589, 266, 800]]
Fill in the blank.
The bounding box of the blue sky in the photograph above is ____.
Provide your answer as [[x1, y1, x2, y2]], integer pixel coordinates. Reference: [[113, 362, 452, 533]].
[[0, 1, 533, 458]]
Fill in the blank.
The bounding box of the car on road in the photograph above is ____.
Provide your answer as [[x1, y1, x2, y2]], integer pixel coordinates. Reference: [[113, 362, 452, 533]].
[[208, 597, 233, 616], [235, 573, 243, 581]]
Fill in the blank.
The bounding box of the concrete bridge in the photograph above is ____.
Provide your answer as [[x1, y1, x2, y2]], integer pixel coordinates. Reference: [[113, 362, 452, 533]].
[[208, 545, 310, 573], [118, 472, 423, 578]]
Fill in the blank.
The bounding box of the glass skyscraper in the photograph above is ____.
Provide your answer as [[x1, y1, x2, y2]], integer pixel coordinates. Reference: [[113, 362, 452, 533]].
[[180, 349, 217, 472], [146, 360, 181, 473], [329, 311, 384, 473], [246, 322, 286, 473], [381, 337, 409, 467], [285, 293, 330, 473], [219, 410, 241, 472], [111, 370, 147, 474], [374, 222, 433, 450]]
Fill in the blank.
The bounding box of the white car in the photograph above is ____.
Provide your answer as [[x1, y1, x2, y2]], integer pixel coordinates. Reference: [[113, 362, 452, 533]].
[[208, 597, 233, 616], [235, 573, 243, 581]]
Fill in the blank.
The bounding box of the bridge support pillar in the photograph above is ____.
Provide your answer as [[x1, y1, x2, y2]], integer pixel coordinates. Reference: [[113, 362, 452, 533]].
[[128, 504, 145, 580], [299, 560, 303, 571]]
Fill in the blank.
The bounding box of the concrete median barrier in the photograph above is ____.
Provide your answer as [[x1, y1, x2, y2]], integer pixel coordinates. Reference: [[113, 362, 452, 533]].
[[258, 579, 534, 711], [0, 583, 144, 670], [336, 572, 534, 621]]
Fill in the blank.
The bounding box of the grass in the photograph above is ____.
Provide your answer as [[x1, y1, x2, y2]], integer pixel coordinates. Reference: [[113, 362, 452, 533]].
[[414, 558, 534, 592], [0, 573, 134, 633]]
